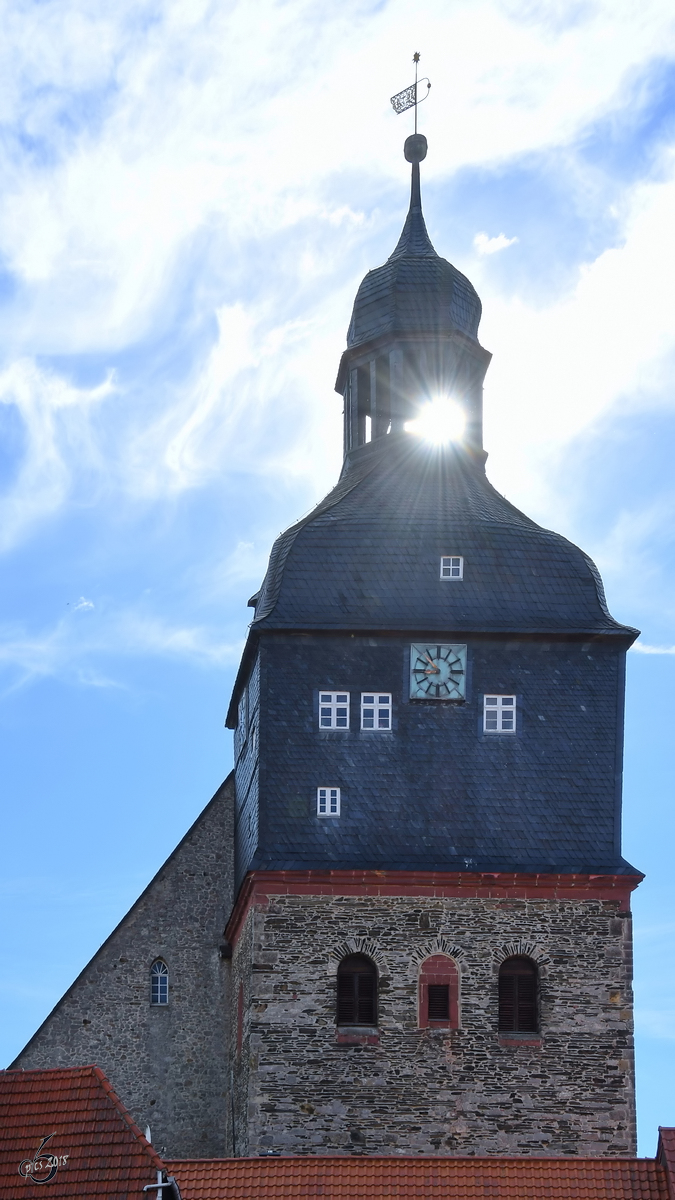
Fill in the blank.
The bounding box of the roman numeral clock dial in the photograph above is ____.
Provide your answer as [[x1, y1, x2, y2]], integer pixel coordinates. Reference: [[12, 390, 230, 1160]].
[[410, 644, 467, 700]]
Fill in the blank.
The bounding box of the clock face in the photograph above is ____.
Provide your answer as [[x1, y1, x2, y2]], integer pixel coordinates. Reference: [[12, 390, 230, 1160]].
[[410, 643, 467, 700]]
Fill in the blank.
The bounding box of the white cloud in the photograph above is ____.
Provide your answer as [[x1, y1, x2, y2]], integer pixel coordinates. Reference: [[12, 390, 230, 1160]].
[[0, 0, 673, 617], [73, 597, 94, 611], [478, 163, 675, 517], [631, 643, 675, 656], [0, 360, 114, 553], [123, 300, 332, 498], [0, 0, 672, 355], [0, 0, 671, 512], [474, 232, 519, 255], [0, 604, 243, 692]]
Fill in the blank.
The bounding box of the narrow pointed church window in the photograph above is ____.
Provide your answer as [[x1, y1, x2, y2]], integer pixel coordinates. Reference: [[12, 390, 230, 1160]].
[[498, 956, 538, 1032], [337, 955, 377, 1026], [361, 693, 392, 730], [318, 692, 350, 729], [150, 960, 169, 1006], [440, 556, 463, 579], [484, 695, 516, 733]]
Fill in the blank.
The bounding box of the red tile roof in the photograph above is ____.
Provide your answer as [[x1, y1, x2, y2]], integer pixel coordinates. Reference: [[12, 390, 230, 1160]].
[[3, 1065, 672, 1200], [658, 1127, 675, 1186], [166, 1154, 670, 1200], [0, 1064, 166, 1198]]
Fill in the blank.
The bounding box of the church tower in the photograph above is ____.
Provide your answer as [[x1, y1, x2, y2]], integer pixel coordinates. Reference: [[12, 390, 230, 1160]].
[[225, 133, 641, 1158]]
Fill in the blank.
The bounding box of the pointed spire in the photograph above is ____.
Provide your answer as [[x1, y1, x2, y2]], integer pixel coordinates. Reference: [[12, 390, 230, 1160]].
[[388, 134, 438, 260]]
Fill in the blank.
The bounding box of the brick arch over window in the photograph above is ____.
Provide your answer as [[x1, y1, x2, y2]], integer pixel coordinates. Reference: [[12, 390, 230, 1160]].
[[498, 955, 538, 1032], [336, 954, 377, 1027], [329, 937, 388, 977], [418, 954, 459, 1029]]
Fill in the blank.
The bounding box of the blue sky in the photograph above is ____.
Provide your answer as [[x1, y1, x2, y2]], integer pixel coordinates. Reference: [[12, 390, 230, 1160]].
[[1, 0, 675, 1154]]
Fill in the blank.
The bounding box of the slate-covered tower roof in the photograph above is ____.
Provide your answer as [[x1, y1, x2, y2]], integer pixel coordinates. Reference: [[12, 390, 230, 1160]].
[[249, 433, 629, 637], [227, 136, 640, 884], [345, 143, 482, 349]]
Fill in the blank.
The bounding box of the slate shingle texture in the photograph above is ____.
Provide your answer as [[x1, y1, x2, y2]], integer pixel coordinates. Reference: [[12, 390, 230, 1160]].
[[346, 171, 482, 347], [252, 433, 637, 639], [242, 634, 637, 877]]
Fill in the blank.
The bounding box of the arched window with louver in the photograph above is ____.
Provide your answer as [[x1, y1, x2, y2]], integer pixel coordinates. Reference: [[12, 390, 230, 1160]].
[[336, 955, 377, 1027], [150, 959, 169, 1006], [498, 955, 538, 1032], [418, 954, 459, 1029]]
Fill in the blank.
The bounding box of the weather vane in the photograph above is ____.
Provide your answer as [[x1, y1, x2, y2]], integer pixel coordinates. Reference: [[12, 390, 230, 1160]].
[[390, 52, 431, 135]]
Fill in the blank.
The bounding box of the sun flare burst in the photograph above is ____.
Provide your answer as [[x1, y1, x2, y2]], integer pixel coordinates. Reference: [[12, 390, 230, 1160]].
[[404, 398, 465, 445]]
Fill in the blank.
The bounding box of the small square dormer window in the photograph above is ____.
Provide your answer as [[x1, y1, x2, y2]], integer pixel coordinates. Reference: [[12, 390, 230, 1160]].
[[317, 787, 340, 817], [319, 692, 350, 730], [361, 693, 392, 730], [484, 694, 516, 733], [440, 556, 463, 580]]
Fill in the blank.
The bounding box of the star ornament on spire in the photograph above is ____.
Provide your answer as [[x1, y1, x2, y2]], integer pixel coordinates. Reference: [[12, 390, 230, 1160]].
[[390, 51, 431, 135]]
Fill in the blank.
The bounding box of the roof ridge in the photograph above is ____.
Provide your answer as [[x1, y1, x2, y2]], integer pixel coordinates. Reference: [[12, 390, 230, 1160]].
[[93, 1065, 166, 1172], [1, 1064, 97, 1076], [164, 1154, 663, 1162], [9, 775, 234, 1069]]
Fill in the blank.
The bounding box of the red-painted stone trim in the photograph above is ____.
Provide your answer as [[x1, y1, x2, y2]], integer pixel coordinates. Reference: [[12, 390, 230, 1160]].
[[418, 954, 459, 1030], [224, 870, 641, 948], [336, 1030, 380, 1046]]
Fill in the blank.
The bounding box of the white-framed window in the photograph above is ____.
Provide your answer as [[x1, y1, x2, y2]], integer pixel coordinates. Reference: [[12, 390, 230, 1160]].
[[483, 694, 516, 733], [440, 555, 463, 580], [319, 691, 350, 729], [361, 693, 392, 730], [150, 959, 169, 1005], [317, 787, 340, 817]]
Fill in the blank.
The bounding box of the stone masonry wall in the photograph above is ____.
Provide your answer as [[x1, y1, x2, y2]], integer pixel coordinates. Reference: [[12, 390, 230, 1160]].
[[231, 898, 255, 1158], [233, 888, 636, 1157], [13, 776, 235, 1160]]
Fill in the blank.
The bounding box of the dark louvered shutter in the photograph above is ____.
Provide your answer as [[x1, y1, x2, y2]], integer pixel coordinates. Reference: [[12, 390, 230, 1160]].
[[498, 956, 538, 1032], [337, 970, 357, 1024], [336, 955, 377, 1026], [356, 970, 376, 1025], [427, 984, 450, 1021]]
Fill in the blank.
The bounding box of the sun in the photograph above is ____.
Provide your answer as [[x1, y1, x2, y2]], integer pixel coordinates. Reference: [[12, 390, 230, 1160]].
[[404, 397, 465, 445]]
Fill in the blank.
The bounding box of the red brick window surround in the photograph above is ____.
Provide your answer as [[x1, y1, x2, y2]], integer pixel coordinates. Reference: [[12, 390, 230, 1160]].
[[418, 954, 459, 1029]]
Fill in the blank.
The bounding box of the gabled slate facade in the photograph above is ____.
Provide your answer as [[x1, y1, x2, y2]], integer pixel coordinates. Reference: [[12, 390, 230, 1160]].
[[226, 151, 639, 889]]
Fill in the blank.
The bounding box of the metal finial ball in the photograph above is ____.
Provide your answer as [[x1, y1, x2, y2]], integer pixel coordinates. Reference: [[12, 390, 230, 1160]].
[[404, 133, 427, 164]]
